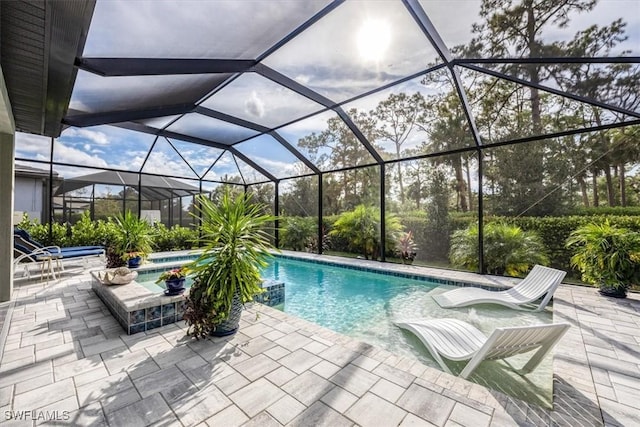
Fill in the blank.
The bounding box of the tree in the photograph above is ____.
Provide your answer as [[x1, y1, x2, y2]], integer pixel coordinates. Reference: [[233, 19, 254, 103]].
[[402, 155, 431, 210], [417, 89, 475, 212], [209, 181, 243, 203], [247, 183, 275, 214], [280, 176, 318, 217], [609, 127, 640, 207], [424, 167, 451, 261], [461, 0, 601, 215], [93, 187, 122, 220], [550, 19, 640, 207], [467, 0, 597, 133], [298, 110, 381, 213], [371, 92, 428, 204]]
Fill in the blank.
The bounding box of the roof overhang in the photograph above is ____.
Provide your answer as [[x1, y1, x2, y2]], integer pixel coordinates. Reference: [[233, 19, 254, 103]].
[[0, 0, 95, 137]]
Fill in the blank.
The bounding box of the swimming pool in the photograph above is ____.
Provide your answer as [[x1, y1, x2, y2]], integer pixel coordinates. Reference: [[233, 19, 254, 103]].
[[133, 253, 556, 406], [137, 255, 553, 406], [269, 257, 554, 407]]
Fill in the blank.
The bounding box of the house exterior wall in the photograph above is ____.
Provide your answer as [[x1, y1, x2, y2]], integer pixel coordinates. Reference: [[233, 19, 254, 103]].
[[14, 176, 44, 223], [0, 65, 15, 302]]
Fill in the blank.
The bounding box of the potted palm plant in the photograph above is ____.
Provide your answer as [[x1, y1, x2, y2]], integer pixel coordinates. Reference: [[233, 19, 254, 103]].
[[111, 211, 155, 268], [566, 220, 640, 298], [183, 190, 276, 338]]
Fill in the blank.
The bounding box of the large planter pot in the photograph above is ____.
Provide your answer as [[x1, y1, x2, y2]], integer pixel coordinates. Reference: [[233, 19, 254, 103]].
[[164, 278, 186, 296], [127, 256, 142, 268], [598, 286, 627, 298], [210, 291, 243, 337]]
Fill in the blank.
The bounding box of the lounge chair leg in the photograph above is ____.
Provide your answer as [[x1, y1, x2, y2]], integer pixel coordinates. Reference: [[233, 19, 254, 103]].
[[519, 340, 560, 374]]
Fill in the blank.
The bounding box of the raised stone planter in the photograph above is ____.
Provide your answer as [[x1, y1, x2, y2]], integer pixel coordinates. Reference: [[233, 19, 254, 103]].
[[91, 271, 285, 335]]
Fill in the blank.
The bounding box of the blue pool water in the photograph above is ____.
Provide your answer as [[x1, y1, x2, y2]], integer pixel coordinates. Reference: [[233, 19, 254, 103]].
[[139, 256, 554, 406], [139, 257, 551, 369], [261, 258, 440, 334], [267, 258, 555, 408]]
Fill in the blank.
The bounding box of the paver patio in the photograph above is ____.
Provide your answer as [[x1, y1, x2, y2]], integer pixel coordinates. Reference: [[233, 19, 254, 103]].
[[1, 258, 638, 426]]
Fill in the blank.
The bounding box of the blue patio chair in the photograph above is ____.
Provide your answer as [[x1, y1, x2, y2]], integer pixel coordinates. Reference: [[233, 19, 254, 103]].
[[14, 229, 105, 273], [14, 229, 104, 254]]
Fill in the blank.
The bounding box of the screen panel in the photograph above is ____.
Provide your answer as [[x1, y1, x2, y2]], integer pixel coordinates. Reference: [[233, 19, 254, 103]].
[[54, 126, 156, 171], [84, 0, 332, 59], [201, 73, 324, 129], [264, 0, 441, 103]]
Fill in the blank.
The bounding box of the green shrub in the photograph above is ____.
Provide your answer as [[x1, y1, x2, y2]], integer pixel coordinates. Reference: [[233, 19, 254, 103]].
[[450, 222, 549, 276], [505, 215, 640, 275], [571, 206, 640, 217], [329, 205, 402, 260], [566, 220, 640, 292], [154, 223, 197, 251], [69, 211, 118, 247], [15, 214, 68, 247], [281, 217, 316, 251]]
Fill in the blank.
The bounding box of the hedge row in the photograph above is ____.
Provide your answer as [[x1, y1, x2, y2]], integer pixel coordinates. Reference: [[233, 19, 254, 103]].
[[19, 211, 640, 277], [280, 214, 640, 275], [504, 215, 640, 272], [16, 213, 197, 252]]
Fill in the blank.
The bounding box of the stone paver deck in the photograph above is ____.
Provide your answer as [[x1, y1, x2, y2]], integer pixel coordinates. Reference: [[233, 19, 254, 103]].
[[1, 256, 638, 426]]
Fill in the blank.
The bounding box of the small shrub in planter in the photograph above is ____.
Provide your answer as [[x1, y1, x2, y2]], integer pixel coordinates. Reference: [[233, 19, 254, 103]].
[[156, 267, 188, 295], [111, 211, 155, 265], [566, 220, 640, 298]]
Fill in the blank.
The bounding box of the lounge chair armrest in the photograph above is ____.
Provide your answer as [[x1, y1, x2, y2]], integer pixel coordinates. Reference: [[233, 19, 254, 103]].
[[14, 252, 38, 264], [41, 245, 63, 253], [14, 247, 57, 259]]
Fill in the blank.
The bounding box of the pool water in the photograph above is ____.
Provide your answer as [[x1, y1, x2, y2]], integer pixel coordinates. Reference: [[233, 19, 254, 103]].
[[140, 256, 554, 407], [137, 273, 194, 293]]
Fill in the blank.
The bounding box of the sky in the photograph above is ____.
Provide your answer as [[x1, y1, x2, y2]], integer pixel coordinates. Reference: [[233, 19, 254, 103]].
[[15, 0, 640, 186]]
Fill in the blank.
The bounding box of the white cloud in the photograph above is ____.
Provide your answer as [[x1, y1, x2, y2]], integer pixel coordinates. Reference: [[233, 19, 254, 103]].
[[255, 156, 304, 178], [52, 142, 109, 169], [15, 132, 51, 160], [141, 151, 197, 178], [118, 154, 145, 171], [62, 128, 110, 146], [245, 91, 265, 119]]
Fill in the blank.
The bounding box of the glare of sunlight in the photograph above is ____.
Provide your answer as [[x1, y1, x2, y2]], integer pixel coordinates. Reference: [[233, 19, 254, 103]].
[[357, 19, 391, 62]]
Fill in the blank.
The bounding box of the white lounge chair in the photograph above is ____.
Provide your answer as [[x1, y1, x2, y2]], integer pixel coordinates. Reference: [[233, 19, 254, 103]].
[[432, 265, 566, 312], [396, 318, 570, 379]]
